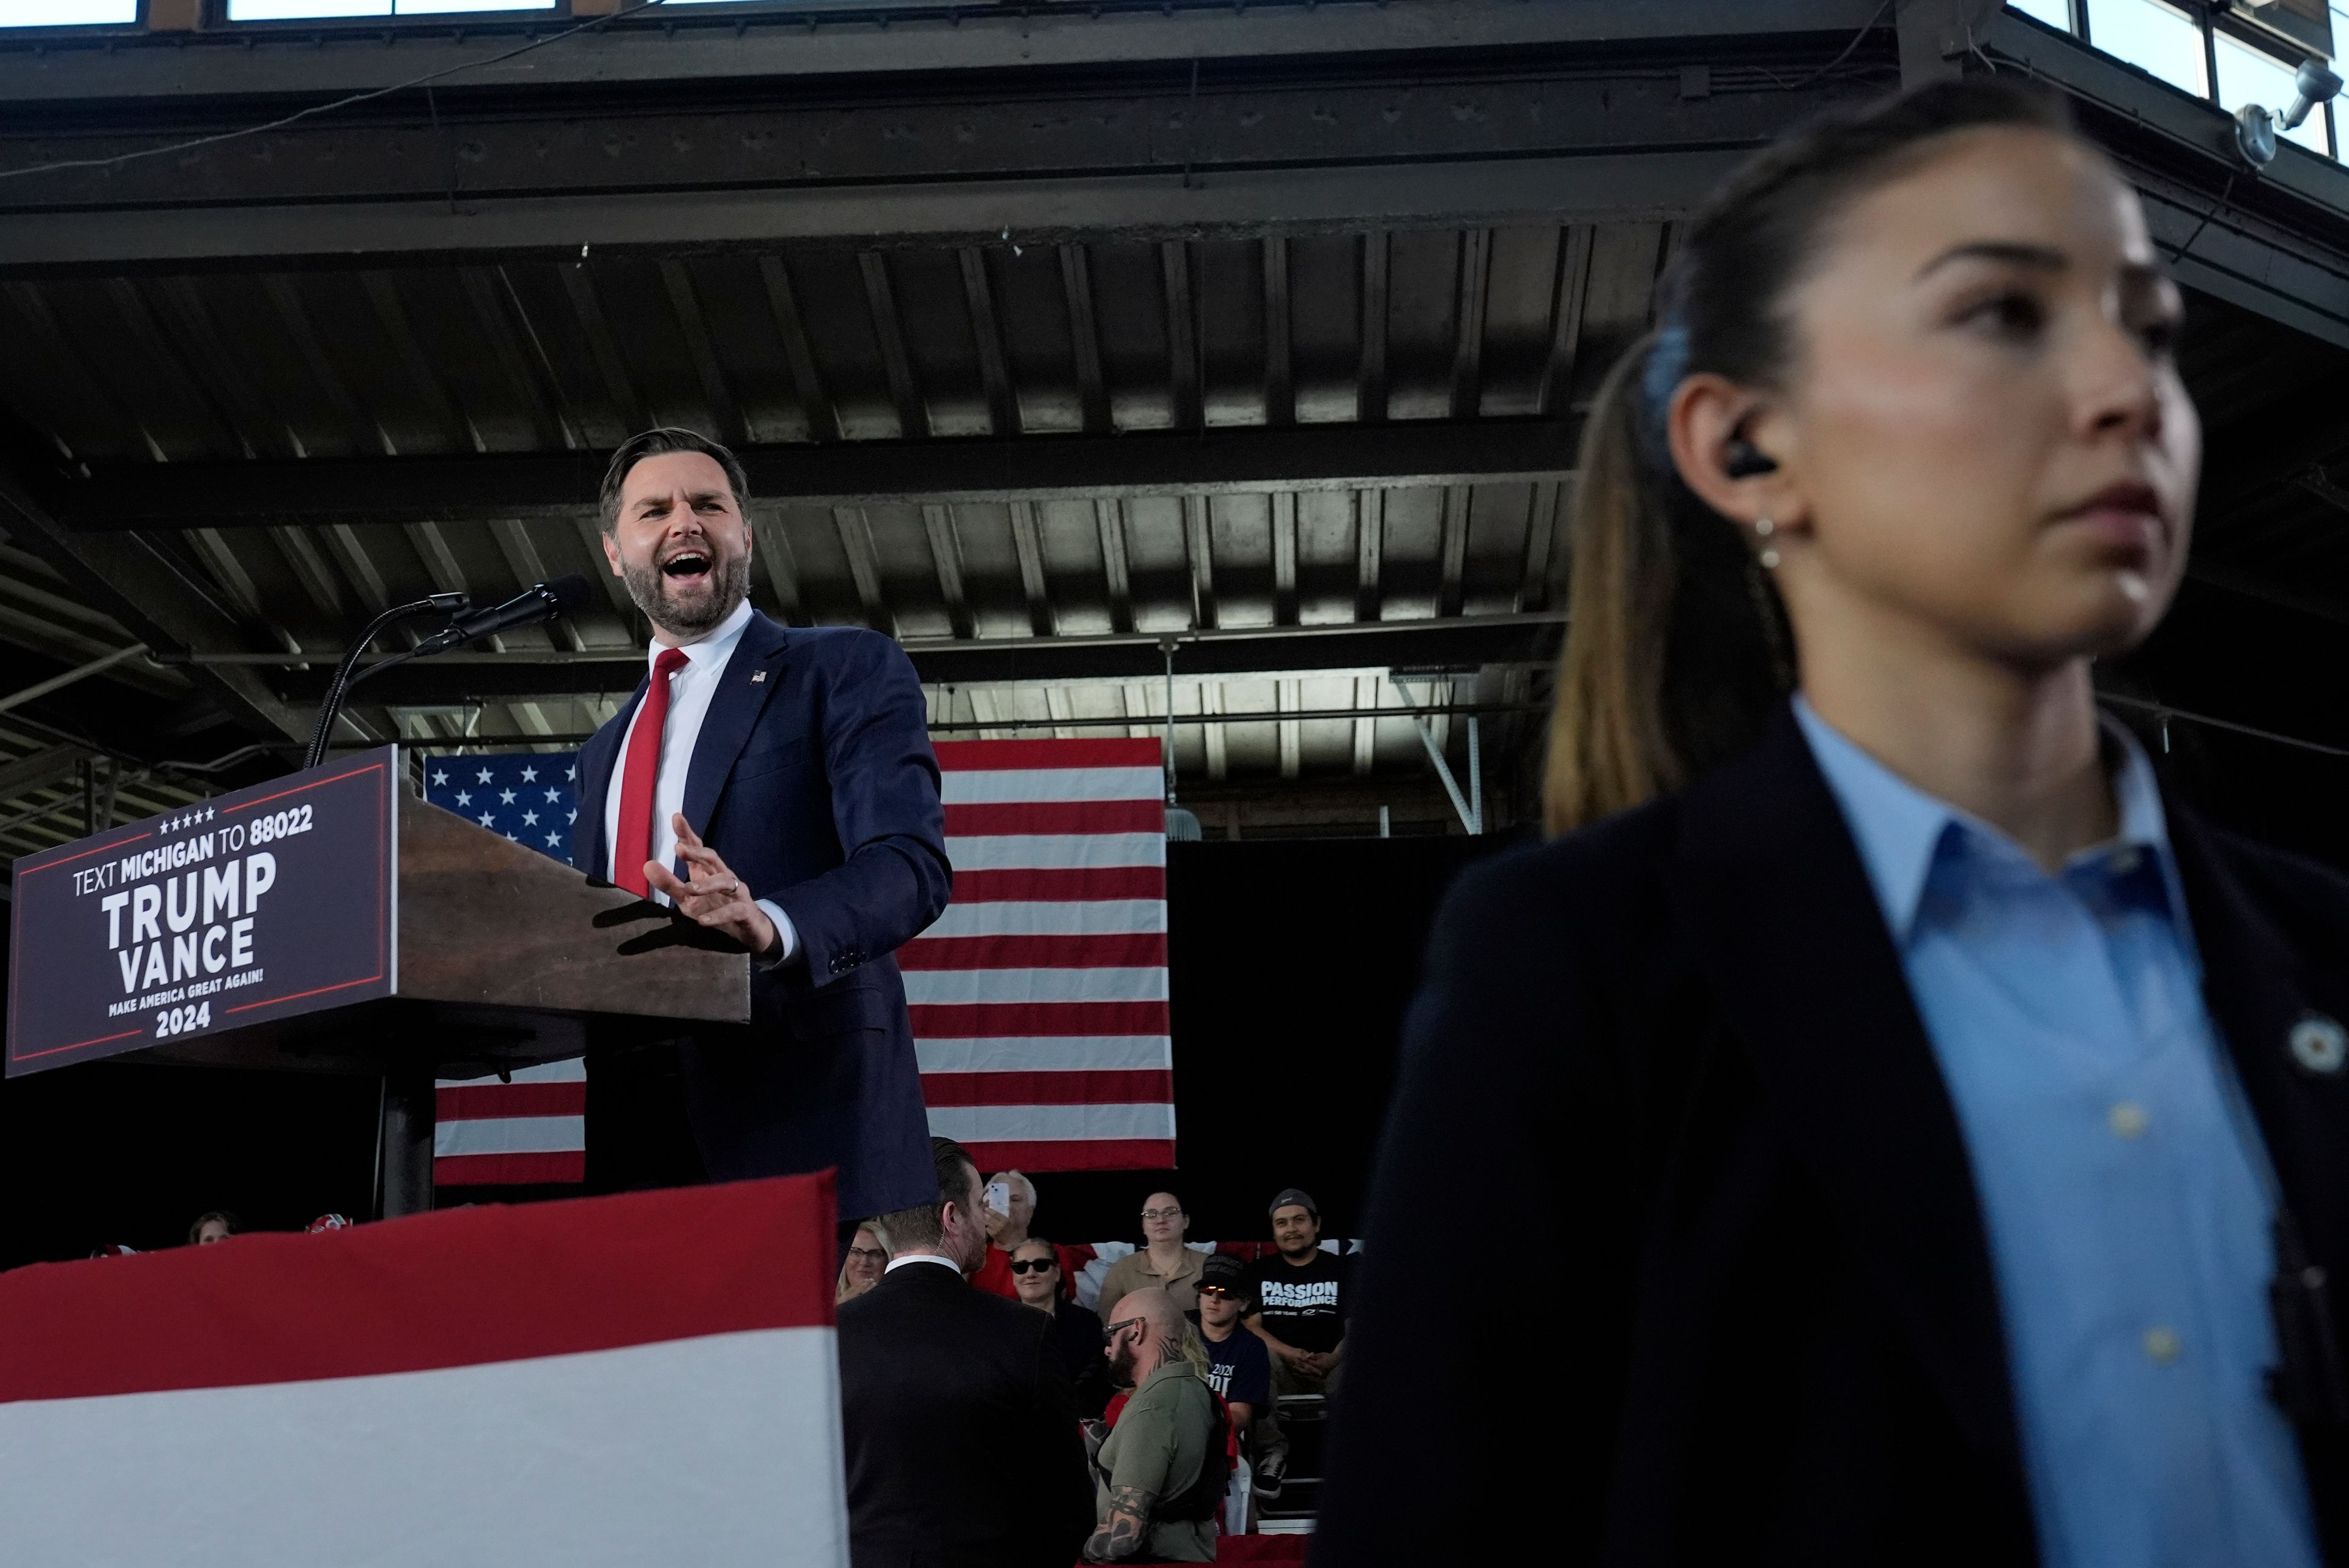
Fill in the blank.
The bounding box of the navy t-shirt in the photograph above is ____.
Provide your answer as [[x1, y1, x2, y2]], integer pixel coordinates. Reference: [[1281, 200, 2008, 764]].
[[1197, 1321, 1271, 1409]]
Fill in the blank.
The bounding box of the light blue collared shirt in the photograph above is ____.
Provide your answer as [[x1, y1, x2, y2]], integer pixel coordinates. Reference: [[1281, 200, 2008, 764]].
[[1793, 697, 2317, 1568]]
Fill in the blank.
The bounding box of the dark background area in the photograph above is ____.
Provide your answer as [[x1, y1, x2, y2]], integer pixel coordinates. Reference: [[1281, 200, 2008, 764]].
[[0, 836, 1498, 1269]]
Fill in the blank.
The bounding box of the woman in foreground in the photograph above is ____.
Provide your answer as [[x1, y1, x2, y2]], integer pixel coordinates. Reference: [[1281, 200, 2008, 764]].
[[1316, 81, 2347, 1565]]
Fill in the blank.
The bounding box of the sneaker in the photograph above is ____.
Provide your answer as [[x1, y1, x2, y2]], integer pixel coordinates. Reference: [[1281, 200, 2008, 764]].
[[1254, 1454, 1286, 1501]]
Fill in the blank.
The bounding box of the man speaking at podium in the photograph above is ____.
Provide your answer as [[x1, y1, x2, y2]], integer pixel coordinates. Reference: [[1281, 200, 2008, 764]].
[[573, 428, 951, 1230]]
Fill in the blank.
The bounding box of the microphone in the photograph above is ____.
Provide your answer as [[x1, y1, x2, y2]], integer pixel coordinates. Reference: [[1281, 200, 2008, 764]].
[[302, 575, 595, 771], [416, 575, 593, 654]]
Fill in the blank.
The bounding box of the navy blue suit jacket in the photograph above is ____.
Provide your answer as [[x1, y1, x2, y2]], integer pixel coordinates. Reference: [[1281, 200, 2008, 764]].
[[572, 611, 951, 1222]]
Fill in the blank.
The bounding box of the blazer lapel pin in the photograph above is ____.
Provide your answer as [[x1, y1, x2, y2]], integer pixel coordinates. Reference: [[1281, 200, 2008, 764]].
[[750, 669, 766, 683], [2287, 1013, 2347, 1076]]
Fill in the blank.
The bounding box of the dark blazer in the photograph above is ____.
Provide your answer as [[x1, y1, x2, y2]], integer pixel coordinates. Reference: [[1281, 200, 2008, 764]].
[[573, 612, 952, 1222], [1316, 708, 2349, 1566], [837, 1260, 1094, 1568], [1045, 1296, 1113, 1419]]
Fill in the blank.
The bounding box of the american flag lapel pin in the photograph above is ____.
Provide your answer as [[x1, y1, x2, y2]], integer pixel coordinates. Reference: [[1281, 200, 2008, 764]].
[[750, 669, 766, 683]]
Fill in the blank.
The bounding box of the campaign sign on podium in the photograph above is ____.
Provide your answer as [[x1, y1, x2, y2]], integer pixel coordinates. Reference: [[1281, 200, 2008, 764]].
[[7, 748, 398, 1077]]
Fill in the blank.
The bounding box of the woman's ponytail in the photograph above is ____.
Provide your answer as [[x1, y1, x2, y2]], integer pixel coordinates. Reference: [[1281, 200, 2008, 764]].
[[1543, 336, 1682, 836], [1542, 335, 1792, 837]]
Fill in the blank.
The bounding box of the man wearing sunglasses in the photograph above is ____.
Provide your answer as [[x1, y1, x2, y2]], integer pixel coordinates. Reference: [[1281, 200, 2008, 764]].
[[1011, 1238, 1113, 1418], [1084, 1288, 1222, 1564]]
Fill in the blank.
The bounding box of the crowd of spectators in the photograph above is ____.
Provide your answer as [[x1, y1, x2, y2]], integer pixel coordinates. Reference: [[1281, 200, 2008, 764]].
[[150, 1157, 1349, 1559], [833, 1140, 1352, 1562]]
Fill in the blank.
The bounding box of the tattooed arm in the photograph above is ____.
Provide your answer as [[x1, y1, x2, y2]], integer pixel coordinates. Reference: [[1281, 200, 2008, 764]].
[[1082, 1484, 1159, 1562], [1083, 1373, 1181, 1563]]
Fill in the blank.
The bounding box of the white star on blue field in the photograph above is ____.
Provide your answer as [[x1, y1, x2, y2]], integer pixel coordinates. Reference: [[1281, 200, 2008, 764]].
[[425, 754, 580, 865]]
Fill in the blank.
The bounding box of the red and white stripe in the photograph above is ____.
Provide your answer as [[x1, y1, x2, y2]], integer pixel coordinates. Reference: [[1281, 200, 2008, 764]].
[[911, 737, 1174, 1171], [435, 1057, 586, 1187], [0, 1175, 846, 1568]]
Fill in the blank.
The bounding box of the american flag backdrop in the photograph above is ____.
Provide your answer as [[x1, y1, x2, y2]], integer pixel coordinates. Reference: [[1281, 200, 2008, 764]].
[[415, 736, 1175, 1187], [910, 738, 1174, 1171], [420, 754, 588, 1186]]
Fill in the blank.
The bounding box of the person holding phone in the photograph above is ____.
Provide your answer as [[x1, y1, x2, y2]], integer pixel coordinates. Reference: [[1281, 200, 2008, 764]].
[[971, 1170, 1077, 1302], [1319, 80, 2348, 1566]]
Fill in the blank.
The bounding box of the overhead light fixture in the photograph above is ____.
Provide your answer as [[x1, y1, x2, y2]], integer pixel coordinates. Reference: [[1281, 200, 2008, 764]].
[[2235, 56, 2343, 166]]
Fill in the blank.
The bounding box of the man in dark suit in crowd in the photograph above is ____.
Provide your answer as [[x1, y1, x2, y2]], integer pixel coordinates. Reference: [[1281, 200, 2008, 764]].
[[837, 1137, 1094, 1568], [572, 428, 951, 1229]]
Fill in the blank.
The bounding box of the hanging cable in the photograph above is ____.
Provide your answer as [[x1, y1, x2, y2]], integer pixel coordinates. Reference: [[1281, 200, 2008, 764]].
[[0, 0, 675, 185]]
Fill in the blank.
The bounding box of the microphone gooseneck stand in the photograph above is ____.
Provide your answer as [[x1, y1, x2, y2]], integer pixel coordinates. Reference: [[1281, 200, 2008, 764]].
[[301, 594, 470, 773], [302, 575, 595, 772], [297, 576, 595, 1219]]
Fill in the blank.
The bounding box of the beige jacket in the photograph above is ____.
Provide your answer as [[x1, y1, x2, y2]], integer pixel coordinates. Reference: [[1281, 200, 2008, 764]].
[[1094, 1246, 1206, 1320]]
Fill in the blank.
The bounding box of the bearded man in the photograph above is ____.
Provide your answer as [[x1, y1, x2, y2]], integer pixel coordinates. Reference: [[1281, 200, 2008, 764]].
[[572, 428, 950, 1232]]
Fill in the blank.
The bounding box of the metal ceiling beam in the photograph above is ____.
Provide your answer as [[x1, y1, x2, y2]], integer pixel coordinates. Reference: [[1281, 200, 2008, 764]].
[[1060, 247, 1113, 437], [1096, 500, 1134, 636], [859, 254, 930, 442], [53, 419, 1579, 532], [225, 612, 1567, 703], [0, 72, 1804, 270], [1263, 237, 1294, 430], [0, 743, 92, 806], [0, 454, 307, 748], [1356, 490, 1386, 623], [1359, 234, 1390, 427], [961, 250, 1022, 440], [0, 0, 1890, 107], [1184, 496, 1219, 633], [659, 261, 749, 448]]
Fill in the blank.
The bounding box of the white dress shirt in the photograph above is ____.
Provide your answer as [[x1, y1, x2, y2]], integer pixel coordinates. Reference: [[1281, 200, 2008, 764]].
[[601, 596, 800, 962], [884, 1254, 962, 1276]]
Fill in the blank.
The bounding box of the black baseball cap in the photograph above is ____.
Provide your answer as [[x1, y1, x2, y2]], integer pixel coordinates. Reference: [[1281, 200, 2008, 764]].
[[1268, 1187, 1319, 1221], [1199, 1252, 1253, 1299]]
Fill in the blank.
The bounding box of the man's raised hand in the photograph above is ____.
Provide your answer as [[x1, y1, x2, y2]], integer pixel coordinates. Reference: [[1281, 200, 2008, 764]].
[[644, 812, 781, 956]]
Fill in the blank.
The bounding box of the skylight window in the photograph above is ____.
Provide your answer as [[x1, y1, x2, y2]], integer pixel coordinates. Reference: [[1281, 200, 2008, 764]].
[[2085, 0, 2214, 98], [225, 0, 552, 17], [0, 0, 140, 24]]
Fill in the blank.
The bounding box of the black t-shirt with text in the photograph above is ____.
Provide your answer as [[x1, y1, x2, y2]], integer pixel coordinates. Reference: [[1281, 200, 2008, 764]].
[[1247, 1248, 1349, 1354]]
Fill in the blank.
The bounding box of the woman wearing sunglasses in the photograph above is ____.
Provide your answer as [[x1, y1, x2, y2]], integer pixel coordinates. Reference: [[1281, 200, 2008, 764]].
[[1320, 80, 2348, 1566], [1011, 1238, 1113, 1419]]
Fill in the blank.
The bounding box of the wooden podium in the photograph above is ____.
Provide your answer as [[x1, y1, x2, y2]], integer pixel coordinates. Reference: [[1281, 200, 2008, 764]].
[[6, 748, 750, 1217]]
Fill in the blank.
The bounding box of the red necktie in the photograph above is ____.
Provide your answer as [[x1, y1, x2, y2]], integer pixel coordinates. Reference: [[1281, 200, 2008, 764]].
[[614, 647, 691, 898]]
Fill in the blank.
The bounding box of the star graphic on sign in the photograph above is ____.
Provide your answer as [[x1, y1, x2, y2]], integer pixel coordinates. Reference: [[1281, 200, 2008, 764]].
[[478, 812, 497, 828], [477, 768, 493, 785], [505, 833, 519, 842], [520, 766, 538, 782], [521, 810, 539, 827], [544, 787, 561, 803], [431, 769, 448, 786], [566, 766, 576, 781], [566, 809, 577, 824], [455, 790, 471, 807], [545, 831, 565, 849], [499, 789, 517, 805]]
